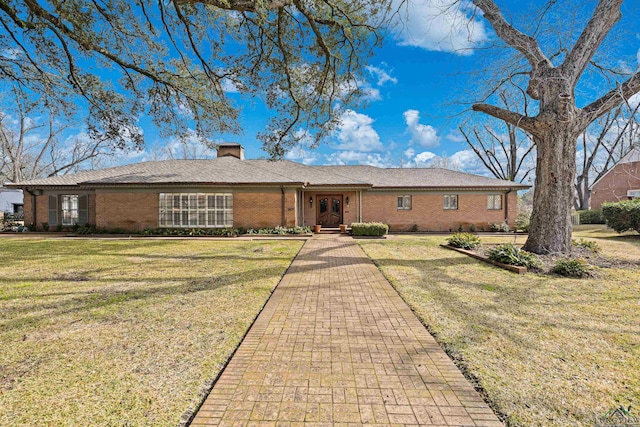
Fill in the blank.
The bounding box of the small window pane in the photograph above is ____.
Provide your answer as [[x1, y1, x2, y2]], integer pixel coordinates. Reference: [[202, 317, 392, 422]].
[[444, 195, 458, 210]]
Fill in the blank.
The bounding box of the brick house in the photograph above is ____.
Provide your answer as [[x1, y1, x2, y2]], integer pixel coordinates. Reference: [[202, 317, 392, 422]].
[[8, 143, 528, 232], [590, 145, 640, 209]]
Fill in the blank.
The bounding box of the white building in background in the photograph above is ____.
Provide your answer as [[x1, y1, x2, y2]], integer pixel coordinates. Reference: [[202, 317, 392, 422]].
[[0, 187, 24, 218]]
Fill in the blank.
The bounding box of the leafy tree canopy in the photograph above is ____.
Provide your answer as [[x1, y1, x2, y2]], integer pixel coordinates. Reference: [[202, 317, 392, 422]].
[[0, 0, 390, 155]]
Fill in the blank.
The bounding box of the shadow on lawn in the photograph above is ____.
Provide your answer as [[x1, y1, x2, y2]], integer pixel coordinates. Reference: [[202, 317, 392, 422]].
[[373, 247, 637, 350], [0, 265, 287, 331], [0, 239, 297, 269]]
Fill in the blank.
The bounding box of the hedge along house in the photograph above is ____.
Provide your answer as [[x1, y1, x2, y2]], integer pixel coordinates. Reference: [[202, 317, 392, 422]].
[[590, 144, 640, 209], [8, 143, 528, 232]]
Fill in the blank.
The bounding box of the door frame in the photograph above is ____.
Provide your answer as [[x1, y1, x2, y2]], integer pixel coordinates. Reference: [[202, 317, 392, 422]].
[[315, 194, 343, 227]]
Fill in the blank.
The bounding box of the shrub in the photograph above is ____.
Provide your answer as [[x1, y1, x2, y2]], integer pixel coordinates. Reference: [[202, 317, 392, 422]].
[[140, 227, 241, 236], [602, 200, 640, 233], [552, 258, 592, 277], [489, 221, 511, 232], [350, 222, 389, 236], [245, 226, 311, 235], [515, 213, 530, 233], [41, 222, 49, 232], [487, 243, 540, 268], [447, 232, 481, 250], [577, 209, 605, 224], [410, 224, 419, 232], [572, 238, 600, 253], [469, 223, 476, 232]]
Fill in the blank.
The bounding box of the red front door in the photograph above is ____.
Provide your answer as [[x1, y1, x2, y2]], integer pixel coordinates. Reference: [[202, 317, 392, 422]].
[[317, 195, 343, 227]]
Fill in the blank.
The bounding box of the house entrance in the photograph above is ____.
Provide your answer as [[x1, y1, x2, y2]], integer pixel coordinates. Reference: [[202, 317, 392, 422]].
[[317, 195, 342, 227]]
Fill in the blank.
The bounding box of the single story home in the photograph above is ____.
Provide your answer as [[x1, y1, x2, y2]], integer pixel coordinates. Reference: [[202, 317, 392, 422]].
[[590, 144, 640, 209], [7, 143, 528, 232]]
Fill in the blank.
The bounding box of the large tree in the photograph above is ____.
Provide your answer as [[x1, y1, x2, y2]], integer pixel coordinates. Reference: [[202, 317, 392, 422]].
[[0, 86, 116, 183], [0, 0, 389, 155], [470, 0, 640, 253]]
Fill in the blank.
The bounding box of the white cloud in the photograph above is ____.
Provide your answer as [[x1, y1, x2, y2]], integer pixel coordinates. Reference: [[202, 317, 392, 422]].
[[325, 151, 392, 167], [366, 64, 398, 86], [629, 93, 640, 110], [449, 149, 478, 170], [637, 48, 640, 67], [403, 109, 440, 147], [445, 131, 466, 143], [285, 130, 319, 165], [392, 0, 489, 55], [404, 147, 415, 158], [414, 151, 437, 166], [221, 79, 240, 93], [285, 146, 318, 165], [334, 110, 383, 152]]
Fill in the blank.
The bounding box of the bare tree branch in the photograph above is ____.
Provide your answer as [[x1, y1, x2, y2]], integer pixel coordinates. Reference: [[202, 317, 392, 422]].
[[471, 103, 538, 134], [560, 0, 623, 83], [581, 72, 640, 125]]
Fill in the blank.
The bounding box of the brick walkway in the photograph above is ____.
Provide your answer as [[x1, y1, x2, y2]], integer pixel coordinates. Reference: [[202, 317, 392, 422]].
[[190, 236, 502, 426]]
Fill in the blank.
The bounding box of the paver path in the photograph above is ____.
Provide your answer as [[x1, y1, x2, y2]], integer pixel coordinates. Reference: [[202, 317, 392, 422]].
[[191, 236, 502, 426]]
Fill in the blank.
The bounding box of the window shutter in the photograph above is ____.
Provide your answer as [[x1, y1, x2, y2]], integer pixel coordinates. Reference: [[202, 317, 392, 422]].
[[48, 195, 58, 225], [78, 195, 89, 225]]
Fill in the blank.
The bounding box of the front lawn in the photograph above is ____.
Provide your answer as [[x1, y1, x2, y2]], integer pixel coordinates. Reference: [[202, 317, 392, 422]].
[[359, 226, 640, 426], [0, 238, 302, 426]]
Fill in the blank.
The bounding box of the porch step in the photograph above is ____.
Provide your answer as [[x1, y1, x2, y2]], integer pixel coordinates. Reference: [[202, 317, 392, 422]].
[[317, 228, 342, 234]]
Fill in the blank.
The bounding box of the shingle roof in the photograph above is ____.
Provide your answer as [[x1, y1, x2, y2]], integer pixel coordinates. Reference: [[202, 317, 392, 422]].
[[8, 156, 528, 189]]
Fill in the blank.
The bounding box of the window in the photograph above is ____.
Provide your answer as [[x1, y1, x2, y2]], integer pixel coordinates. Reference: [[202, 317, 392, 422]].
[[61, 195, 79, 225], [397, 195, 412, 210], [444, 194, 458, 210], [159, 193, 232, 228], [487, 194, 502, 210]]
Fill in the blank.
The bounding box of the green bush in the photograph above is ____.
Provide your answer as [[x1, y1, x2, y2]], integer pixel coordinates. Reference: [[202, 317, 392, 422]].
[[552, 258, 592, 277], [602, 200, 640, 233], [572, 238, 600, 253], [447, 232, 481, 250], [515, 213, 530, 233], [41, 222, 49, 232], [487, 243, 540, 268], [245, 226, 311, 235], [350, 222, 389, 236], [578, 209, 605, 224], [140, 227, 241, 236], [489, 221, 510, 232]]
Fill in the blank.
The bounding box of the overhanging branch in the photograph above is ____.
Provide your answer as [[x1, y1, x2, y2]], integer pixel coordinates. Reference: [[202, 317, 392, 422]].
[[472, 103, 538, 135], [581, 72, 640, 125]]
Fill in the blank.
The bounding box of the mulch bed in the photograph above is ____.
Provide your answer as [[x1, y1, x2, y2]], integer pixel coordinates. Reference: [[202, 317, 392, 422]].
[[457, 244, 640, 276]]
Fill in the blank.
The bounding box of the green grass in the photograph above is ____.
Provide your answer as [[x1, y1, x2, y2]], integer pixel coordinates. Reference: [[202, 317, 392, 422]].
[[360, 225, 640, 426], [0, 238, 302, 426]]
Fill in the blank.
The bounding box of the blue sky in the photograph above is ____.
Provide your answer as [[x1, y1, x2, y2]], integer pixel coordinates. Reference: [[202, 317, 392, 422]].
[[5, 1, 640, 177], [152, 0, 634, 174]]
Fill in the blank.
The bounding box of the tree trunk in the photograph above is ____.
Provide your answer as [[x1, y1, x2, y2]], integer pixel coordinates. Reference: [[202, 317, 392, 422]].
[[523, 127, 578, 254]]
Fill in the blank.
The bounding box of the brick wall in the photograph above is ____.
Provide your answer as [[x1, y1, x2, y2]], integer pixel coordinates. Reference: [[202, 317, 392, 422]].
[[23, 193, 96, 229], [362, 192, 518, 231], [95, 192, 159, 231], [234, 190, 296, 228], [590, 161, 640, 209]]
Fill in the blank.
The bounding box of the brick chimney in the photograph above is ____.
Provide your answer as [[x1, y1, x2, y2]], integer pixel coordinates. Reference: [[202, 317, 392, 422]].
[[216, 143, 244, 160]]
